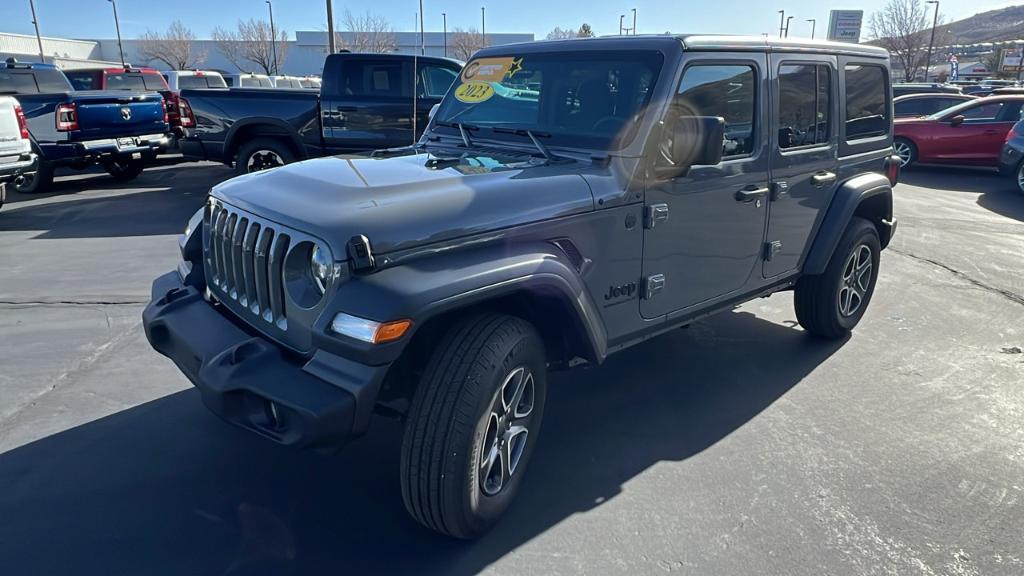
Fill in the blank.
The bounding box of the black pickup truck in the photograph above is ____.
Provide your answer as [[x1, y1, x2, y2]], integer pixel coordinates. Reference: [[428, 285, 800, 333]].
[[179, 53, 462, 175]]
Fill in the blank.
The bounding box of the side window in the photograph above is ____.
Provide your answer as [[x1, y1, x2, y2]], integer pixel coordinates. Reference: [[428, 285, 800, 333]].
[[0, 71, 40, 94], [65, 71, 97, 91], [959, 102, 1003, 121], [339, 61, 407, 98], [778, 64, 831, 149], [674, 64, 757, 158], [844, 64, 889, 140], [418, 64, 459, 98], [224, 77, 235, 87]]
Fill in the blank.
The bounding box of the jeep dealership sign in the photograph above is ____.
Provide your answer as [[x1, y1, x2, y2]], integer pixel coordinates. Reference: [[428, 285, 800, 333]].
[[827, 10, 864, 43]]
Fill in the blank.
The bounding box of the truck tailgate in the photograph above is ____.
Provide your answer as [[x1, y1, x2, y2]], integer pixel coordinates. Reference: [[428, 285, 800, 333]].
[[68, 91, 167, 141], [0, 97, 29, 159]]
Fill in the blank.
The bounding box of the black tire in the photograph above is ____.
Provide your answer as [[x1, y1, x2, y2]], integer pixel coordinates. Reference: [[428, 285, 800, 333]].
[[103, 157, 145, 181], [894, 137, 917, 169], [401, 313, 547, 539], [794, 217, 881, 339], [1015, 160, 1024, 195], [235, 138, 295, 176], [13, 160, 53, 194]]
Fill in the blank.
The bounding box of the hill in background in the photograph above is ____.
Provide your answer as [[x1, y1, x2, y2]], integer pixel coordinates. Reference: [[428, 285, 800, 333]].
[[946, 5, 1024, 44]]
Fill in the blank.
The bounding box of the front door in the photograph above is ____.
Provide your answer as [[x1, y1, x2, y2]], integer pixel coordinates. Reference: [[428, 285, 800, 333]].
[[641, 54, 770, 319], [764, 54, 839, 278], [931, 100, 1022, 164]]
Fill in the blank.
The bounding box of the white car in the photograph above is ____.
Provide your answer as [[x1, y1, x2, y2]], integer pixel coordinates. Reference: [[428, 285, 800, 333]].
[[299, 76, 322, 90], [222, 72, 274, 88], [0, 96, 36, 209], [269, 75, 304, 89], [161, 70, 227, 92]]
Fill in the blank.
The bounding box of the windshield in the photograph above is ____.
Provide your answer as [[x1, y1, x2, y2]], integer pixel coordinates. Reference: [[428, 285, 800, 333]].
[[432, 50, 664, 151]]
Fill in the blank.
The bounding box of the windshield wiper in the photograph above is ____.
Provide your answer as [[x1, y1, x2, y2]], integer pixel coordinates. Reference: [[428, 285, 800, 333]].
[[434, 120, 479, 148], [491, 127, 570, 163]]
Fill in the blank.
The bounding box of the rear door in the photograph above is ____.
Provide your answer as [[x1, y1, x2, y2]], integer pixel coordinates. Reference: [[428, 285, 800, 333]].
[[321, 57, 415, 151], [764, 54, 839, 278]]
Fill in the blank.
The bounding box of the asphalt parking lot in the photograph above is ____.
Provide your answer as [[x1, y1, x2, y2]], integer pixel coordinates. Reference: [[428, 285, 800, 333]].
[[1, 161, 1022, 575]]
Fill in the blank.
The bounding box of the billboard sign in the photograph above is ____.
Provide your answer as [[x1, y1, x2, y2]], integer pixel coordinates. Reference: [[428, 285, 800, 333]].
[[827, 10, 864, 43], [1002, 48, 1023, 73]]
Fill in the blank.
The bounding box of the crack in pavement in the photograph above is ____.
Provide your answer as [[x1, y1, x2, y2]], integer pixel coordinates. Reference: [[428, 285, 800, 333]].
[[890, 248, 1024, 307]]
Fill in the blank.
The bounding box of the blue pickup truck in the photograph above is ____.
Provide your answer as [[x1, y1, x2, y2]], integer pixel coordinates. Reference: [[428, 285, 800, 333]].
[[0, 59, 169, 193]]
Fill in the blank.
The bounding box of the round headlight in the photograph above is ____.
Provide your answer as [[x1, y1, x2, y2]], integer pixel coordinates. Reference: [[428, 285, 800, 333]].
[[310, 244, 331, 294]]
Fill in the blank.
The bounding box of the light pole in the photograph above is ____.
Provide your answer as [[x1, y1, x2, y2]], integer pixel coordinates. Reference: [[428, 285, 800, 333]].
[[28, 0, 45, 62], [442, 12, 447, 57], [418, 0, 425, 55], [632, 8, 637, 35], [266, 0, 278, 75], [807, 18, 816, 39], [481, 6, 486, 48], [785, 16, 793, 38], [107, 0, 126, 67], [619, 14, 625, 35], [1017, 41, 1023, 83], [925, 0, 940, 82], [778, 10, 785, 38], [326, 0, 336, 54]]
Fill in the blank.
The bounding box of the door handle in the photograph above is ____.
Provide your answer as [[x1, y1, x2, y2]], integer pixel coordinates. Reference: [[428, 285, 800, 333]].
[[811, 172, 837, 187], [735, 185, 770, 203], [983, 129, 999, 135]]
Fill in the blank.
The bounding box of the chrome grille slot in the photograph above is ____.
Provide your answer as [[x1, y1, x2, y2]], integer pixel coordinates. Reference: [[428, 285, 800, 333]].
[[268, 232, 290, 328], [230, 216, 247, 300], [241, 223, 260, 310], [254, 227, 274, 320]]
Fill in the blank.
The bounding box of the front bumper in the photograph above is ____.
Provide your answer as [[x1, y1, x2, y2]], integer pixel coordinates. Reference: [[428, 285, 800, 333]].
[[143, 272, 390, 450]]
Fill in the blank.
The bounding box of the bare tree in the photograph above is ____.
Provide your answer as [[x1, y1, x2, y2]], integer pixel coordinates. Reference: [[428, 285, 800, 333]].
[[869, 0, 947, 81], [450, 27, 484, 61], [546, 27, 578, 40], [577, 23, 595, 38], [211, 19, 289, 75], [342, 10, 396, 53], [137, 21, 205, 70]]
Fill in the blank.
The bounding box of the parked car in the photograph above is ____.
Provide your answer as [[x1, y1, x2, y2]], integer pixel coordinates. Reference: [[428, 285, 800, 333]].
[[0, 96, 37, 209], [894, 95, 1024, 168], [999, 117, 1024, 194], [893, 93, 977, 118], [892, 83, 962, 98], [991, 87, 1024, 96], [161, 70, 227, 91], [222, 73, 273, 88], [144, 36, 899, 539], [179, 53, 462, 175], [0, 59, 168, 193], [64, 65, 180, 145], [299, 76, 322, 90], [269, 75, 305, 89]]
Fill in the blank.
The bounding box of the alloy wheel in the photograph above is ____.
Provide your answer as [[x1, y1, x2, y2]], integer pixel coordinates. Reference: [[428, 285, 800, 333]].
[[838, 244, 873, 317], [246, 150, 285, 172], [894, 141, 913, 167], [478, 366, 535, 497], [1017, 162, 1024, 194]]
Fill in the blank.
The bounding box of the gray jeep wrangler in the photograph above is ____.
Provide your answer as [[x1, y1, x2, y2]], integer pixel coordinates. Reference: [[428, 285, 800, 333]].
[[144, 36, 900, 539]]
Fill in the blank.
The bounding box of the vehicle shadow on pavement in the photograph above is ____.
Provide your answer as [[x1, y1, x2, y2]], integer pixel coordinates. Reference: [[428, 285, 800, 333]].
[[899, 167, 1024, 222], [0, 309, 845, 576]]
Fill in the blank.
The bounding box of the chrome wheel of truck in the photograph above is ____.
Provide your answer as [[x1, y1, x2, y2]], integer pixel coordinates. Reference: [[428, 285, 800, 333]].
[[401, 313, 547, 539]]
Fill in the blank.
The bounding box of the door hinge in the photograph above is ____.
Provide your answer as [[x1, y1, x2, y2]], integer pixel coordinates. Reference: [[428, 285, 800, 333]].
[[764, 241, 783, 261], [644, 203, 669, 229], [770, 181, 789, 201], [644, 274, 666, 300]]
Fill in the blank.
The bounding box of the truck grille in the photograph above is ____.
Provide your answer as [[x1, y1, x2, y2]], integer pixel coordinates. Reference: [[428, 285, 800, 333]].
[[206, 201, 290, 330]]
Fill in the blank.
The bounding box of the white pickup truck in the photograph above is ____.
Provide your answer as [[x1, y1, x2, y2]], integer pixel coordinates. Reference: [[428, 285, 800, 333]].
[[0, 95, 36, 209]]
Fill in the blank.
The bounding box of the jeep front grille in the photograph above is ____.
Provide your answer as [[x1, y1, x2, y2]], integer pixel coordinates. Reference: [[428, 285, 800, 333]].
[[207, 201, 290, 329]]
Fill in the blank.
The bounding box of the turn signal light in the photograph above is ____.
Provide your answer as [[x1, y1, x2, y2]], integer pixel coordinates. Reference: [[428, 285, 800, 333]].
[[374, 320, 413, 344], [331, 313, 412, 344]]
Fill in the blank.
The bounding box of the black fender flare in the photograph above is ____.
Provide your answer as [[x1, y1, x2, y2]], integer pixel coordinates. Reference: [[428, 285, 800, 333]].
[[803, 172, 893, 276], [223, 117, 306, 161], [310, 242, 607, 367]]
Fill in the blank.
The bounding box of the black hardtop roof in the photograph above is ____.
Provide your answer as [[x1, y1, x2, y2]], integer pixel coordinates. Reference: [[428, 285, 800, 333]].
[[475, 34, 889, 59]]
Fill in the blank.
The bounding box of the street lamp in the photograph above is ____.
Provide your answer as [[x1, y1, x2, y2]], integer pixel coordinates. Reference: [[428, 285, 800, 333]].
[[266, 0, 278, 75], [807, 18, 816, 39], [778, 10, 785, 38], [785, 16, 793, 38], [619, 14, 625, 35], [442, 12, 447, 57], [28, 0, 44, 62], [418, 0, 425, 55], [632, 8, 637, 36], [925, 0, 940, 82], [481, 6, 486, 48], [107, 0, 126, 67], [326, 0, 336, 54]]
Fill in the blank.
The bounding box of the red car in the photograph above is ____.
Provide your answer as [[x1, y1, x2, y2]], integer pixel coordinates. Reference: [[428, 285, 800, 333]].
[[894, 95, 1024, 168]]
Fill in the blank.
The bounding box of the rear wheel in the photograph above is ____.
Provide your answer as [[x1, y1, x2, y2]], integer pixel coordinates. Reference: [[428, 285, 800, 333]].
[[12, 160, 53, 194], [894, 138, 917, 169], [103, 157, 145, 181], [401, 313, 547, 539], [794, 217, 881, 339], [1016, 160, 1024, 195], [235, 138, 295, 176]]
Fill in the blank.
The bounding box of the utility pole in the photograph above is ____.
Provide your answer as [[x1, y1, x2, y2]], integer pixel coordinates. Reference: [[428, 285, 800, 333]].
[[28, 0, 45, 62], [778, 10, 785, 38], [925, 0, 940, 81], [807, 18, 816, 39], [442, 12, 447, 57], [326, 0, 336, 54], [266, 0, 278, 75], [107, 0, 126, 67], [785, 16, 793, 38], [619, 14, 625, 35], [481, 7, 486, 48], [632, 8, 637, 35], [1017, 42, 1023, 83]]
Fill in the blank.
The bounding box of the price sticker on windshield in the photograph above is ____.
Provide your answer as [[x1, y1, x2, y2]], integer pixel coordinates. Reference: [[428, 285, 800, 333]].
[[454, 81, 495, 103], [461, 57, 517, 83]]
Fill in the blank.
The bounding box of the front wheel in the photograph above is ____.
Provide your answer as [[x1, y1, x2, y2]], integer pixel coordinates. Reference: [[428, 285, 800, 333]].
[[794, 217, 881, 339], [401, 314, 547, 539], [103, 157, 145, 181]]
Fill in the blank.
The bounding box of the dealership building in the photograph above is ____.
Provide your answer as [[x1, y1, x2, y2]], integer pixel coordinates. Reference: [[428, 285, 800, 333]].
[[0, 30, 533, 74]]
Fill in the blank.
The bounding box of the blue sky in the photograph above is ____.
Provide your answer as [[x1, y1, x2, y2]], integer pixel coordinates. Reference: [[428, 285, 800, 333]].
[[1, 0, 1018, 40]]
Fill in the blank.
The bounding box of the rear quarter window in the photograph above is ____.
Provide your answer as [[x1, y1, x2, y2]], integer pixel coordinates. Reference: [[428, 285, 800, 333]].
[[0, 71, 41, 94], [844, 64, 890, 140]]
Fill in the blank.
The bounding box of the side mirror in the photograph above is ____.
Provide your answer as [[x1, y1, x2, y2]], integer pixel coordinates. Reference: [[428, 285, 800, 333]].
[[657, 115, 725, 179], [949, 114, 965, 127], [429, 103, 440, 120]]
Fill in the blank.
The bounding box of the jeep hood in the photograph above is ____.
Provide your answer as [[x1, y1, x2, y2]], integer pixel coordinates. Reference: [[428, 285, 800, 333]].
[[212, 151, 595, 257]]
